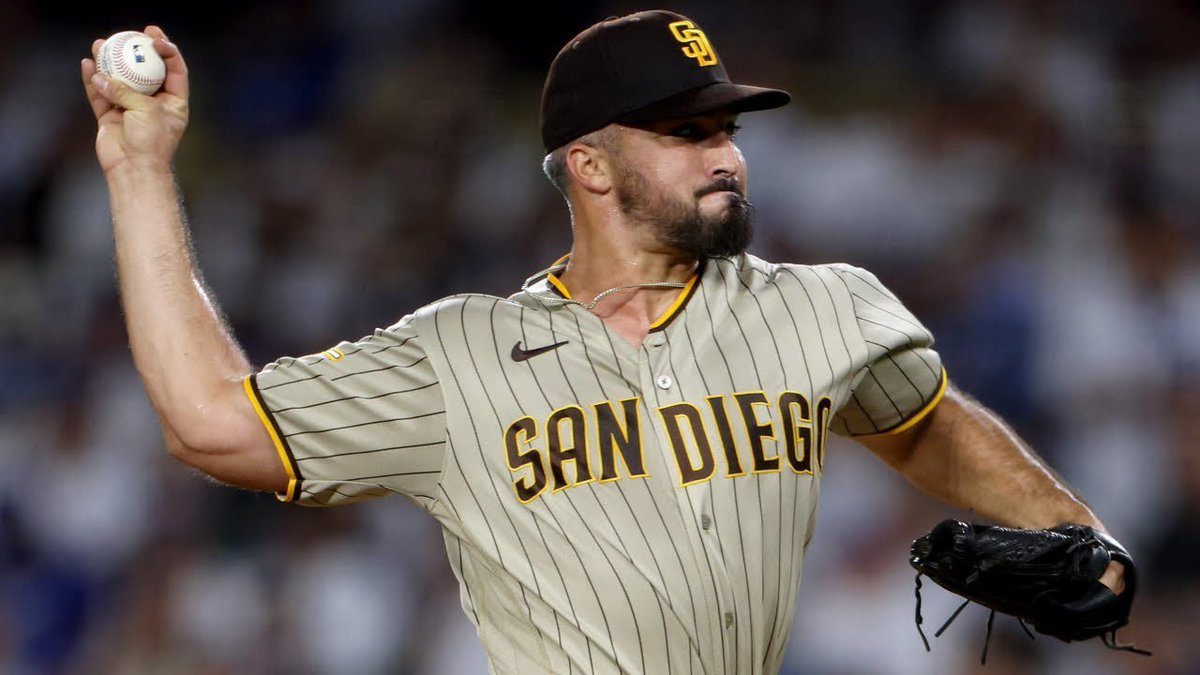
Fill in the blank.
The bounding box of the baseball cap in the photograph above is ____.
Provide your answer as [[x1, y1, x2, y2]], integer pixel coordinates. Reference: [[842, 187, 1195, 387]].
[[539, 10, 791, 152]]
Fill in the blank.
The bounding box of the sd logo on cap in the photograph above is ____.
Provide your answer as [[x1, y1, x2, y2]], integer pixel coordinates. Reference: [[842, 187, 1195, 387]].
[[539, 10, 791, 153]]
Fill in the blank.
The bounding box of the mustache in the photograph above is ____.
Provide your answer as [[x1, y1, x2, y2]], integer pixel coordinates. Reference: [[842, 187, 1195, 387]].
[[695, 177, 744, 198]]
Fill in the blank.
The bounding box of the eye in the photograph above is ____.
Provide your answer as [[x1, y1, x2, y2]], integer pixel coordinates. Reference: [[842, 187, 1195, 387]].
[[725, 122, 742, 139], [671, 123, 702, 139]]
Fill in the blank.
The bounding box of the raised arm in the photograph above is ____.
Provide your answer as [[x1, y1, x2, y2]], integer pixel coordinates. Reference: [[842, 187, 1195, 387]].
[[858, 384, 1126, 593], [81, 26, 285, 492]]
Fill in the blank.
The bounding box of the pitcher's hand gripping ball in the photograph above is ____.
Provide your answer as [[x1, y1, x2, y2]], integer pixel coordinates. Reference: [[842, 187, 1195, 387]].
[[98, 31, 166, 95]]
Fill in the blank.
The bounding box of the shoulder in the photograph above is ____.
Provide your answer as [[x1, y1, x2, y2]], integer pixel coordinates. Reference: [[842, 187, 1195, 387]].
[[815, 263, 903, 302], [709, 254, 870, 295], [406, 292, 529, 326], [706, 253, 781, 289], [404, 292, 557, 357]]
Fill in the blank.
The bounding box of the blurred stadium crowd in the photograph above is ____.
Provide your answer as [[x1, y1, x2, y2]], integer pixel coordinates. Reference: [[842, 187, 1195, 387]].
[[1, 0, 1198, 673]]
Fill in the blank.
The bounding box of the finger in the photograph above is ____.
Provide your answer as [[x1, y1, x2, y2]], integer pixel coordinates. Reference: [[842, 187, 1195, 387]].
[[144, 28, 188, 100], [81, 58, 115, 120], [90, 71, 155, 111], [1099, 560, 1126, 595], [92, 38, 103, 62]]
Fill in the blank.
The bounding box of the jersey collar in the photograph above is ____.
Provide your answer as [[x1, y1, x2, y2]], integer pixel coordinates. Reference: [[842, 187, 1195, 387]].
[[521, 254, 705, 332]]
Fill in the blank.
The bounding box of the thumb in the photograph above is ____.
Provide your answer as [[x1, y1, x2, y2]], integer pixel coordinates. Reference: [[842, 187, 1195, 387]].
[[91, 71, 152, 110]]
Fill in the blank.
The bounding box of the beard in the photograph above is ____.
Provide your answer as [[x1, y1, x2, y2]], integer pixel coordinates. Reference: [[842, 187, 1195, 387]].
[[613, 167, 754, 259]]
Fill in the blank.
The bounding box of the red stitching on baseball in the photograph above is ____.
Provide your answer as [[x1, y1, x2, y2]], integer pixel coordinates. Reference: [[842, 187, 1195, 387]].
[[109, 33, 158, 87]]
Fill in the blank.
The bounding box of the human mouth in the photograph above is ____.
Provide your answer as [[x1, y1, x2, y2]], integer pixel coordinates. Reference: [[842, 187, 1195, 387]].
[[696, 178, 743, 198]]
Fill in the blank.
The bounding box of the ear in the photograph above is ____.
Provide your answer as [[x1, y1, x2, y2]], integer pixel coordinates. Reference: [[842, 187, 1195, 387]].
[[565, 142, 613, 195]]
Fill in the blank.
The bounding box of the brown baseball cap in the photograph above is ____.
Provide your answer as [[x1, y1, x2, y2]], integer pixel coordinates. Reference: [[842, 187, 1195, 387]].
[[539, 10, 791, 152]]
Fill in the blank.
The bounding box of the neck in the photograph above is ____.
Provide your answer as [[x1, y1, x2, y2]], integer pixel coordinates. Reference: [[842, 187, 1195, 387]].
[[557, 214, 698, 323]]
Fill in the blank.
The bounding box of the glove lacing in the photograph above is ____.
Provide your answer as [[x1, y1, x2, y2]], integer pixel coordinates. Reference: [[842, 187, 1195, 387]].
[[1101, 632, 1152, 657], [913, 572, 1150, 664]]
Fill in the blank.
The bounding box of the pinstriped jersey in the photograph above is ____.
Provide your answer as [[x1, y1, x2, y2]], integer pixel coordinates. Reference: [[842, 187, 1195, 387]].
[[246, 253, 946, 675]]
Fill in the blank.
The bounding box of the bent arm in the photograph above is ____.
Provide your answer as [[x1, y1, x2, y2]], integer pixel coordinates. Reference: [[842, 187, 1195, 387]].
[[107, 167, 285, 491], [858, 384, 1099, 530], [83, 27, 284, 492], [859, 384, 1127, 593]]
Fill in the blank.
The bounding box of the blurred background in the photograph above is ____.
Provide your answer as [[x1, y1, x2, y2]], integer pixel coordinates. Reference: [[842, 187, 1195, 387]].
[[0, 0, 1197, 672]]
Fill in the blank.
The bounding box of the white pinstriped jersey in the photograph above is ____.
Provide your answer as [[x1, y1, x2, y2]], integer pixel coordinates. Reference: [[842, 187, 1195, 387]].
[[246, 253, 946, 675]]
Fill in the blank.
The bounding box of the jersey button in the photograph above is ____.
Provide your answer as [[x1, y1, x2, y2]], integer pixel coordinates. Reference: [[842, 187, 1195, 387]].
[[724, 612, 735, 629], [655, 375, 672, 390], [700, 514, 712, 530]]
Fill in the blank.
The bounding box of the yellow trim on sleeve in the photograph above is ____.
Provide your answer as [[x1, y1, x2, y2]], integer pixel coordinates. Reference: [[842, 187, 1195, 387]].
[[242, 375, 299, 502], [864, 367, 945, 437], [888, 369, 950, 432]]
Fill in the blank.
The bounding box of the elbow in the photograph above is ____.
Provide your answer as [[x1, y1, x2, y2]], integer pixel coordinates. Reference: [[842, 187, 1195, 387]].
[[160, 414, 220, 468], [152, 394, 289, 494], [155, 394, 244, 465], [163, 425, 190, 461], [153, 381, 250, 465]]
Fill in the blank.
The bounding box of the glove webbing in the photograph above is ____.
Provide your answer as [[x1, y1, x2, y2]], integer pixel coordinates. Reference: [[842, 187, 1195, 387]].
[[913, 572, 1151, 664]]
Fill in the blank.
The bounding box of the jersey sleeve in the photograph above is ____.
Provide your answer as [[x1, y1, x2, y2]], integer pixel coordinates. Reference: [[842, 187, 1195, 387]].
[[244, 315, 447, 507], [829, 264, 947, 436]]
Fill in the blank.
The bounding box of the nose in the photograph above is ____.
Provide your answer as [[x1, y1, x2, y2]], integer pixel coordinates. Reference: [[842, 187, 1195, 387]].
[[708, 134, 743, 178]]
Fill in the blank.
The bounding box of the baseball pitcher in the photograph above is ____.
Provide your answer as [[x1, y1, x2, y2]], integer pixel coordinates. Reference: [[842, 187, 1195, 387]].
[[81, 11, 1137, 674]]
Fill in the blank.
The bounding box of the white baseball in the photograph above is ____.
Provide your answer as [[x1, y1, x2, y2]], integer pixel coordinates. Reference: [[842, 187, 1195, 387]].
[[98, 31, 166, 95]]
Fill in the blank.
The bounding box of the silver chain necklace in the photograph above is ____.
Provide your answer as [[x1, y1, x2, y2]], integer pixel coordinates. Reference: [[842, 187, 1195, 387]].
[[521, 261, 688, 310]]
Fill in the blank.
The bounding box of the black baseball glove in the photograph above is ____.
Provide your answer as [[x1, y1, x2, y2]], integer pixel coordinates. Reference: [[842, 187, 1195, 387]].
[[908, 519, 1150, 663]]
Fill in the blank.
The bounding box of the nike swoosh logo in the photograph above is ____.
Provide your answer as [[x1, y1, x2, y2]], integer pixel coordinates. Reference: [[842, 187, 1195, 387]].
[[511, 340, 568, 362]]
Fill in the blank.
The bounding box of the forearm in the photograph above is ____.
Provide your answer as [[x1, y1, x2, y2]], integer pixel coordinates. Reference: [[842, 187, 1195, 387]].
[[863, 387, 1103, 530], [81, 29, 285, 490], [107, 162, 251, 442]]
